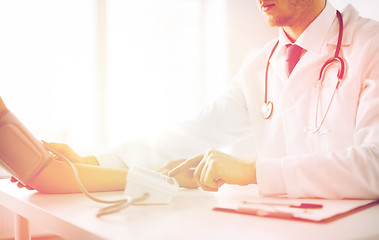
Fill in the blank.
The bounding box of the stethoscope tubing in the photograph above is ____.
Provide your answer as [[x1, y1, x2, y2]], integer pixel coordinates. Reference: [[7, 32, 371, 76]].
[[263, 10, 346, 135]]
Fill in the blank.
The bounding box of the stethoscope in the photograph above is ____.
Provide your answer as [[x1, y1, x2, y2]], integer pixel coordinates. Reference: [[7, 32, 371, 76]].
[[262, 10, 346, 134]]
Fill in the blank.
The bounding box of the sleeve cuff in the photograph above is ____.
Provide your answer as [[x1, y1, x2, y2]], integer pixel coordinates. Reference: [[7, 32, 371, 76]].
[[256, 157, 287, 196]]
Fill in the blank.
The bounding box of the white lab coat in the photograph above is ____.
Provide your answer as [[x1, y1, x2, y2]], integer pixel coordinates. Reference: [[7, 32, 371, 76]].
[[97, 4, 379, 199]]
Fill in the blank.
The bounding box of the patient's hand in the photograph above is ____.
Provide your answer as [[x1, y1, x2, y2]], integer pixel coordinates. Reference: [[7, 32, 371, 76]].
[[44, 142, 99, 166], [10, 176, 34, 190], [158, 159, 198, 189]]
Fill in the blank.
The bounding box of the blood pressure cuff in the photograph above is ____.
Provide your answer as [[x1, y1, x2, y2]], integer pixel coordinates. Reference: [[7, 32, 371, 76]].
[[0, 109, 52, 185]]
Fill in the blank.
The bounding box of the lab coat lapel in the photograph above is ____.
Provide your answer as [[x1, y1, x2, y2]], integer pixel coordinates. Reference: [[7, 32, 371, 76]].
[[287, 4, 358, 91], [327, 4, 356, 47], [285, 50, 324, 101]]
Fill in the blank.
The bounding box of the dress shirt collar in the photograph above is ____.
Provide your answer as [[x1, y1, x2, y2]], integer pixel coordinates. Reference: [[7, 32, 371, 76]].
[[276, 1, 336, 55]]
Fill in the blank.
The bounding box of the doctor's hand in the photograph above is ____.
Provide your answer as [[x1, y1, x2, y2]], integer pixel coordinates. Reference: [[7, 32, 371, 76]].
[[169, 149, 257, 192], [43, 142, 99, 166], [158, 159, 198, 189]]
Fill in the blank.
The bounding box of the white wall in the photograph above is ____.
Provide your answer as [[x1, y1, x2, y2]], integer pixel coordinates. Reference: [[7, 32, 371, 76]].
[[227, 0, 277, 80], [329, 0, 379, 20]]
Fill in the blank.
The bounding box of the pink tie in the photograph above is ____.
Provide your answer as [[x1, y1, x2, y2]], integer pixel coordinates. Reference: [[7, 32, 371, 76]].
[[285, 44, 303, 76]]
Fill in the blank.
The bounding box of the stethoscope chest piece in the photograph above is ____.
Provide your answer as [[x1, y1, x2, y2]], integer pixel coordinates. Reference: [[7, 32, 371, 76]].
[[261, 101, 273, 119]]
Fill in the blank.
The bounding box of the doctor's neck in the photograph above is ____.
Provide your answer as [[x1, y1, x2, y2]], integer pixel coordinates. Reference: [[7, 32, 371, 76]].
[[282, 1, 326, 42]]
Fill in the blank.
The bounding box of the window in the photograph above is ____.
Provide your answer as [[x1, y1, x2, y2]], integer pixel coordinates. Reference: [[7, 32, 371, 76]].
[[0, 0, 229, 155], [0, 0, 97, 154], [106, 0, 206, 146]]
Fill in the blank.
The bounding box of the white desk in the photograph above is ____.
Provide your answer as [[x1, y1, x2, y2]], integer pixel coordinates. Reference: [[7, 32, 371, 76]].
[[1, 179, 379, 240]]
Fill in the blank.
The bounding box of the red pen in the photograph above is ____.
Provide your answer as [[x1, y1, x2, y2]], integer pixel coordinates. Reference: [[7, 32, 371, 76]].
[[241, 201, 323, 209]]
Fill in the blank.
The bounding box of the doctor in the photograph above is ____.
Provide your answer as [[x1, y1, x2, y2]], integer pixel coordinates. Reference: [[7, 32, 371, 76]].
[[16, 0, 379, 199], [98, 0, 379, 199], [163, 0, 379, 198]]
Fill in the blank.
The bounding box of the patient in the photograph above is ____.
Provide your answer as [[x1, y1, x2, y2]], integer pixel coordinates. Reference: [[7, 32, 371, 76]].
[[2, 96, 196, 193], [0, 97, 127, 194]]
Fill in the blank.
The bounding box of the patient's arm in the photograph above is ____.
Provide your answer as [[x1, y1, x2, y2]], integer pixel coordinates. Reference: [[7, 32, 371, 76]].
[[1, 98, 126, 194], [28, 159, 127, 194]]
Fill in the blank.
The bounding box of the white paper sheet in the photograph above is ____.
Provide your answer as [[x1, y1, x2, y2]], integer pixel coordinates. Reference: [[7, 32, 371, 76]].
[[214, 197, 378, 222]]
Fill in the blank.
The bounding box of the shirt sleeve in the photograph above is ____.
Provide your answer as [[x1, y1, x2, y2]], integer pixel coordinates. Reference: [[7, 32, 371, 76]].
[[95, 77, 253, 170]]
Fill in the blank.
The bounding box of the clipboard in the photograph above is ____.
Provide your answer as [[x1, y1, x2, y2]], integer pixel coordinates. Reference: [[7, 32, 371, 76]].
[[213, 197, 379, 223]]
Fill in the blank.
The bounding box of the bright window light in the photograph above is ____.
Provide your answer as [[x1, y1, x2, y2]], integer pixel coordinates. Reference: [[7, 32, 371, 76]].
[[0, 0, 97, 154], [106, 0, 206, 146], [0, 0, 229, 155]]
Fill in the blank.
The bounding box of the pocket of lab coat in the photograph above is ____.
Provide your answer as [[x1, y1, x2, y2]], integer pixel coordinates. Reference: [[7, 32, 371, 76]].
[[307, 75, 355, 151], [309, 66, 341, 132]]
